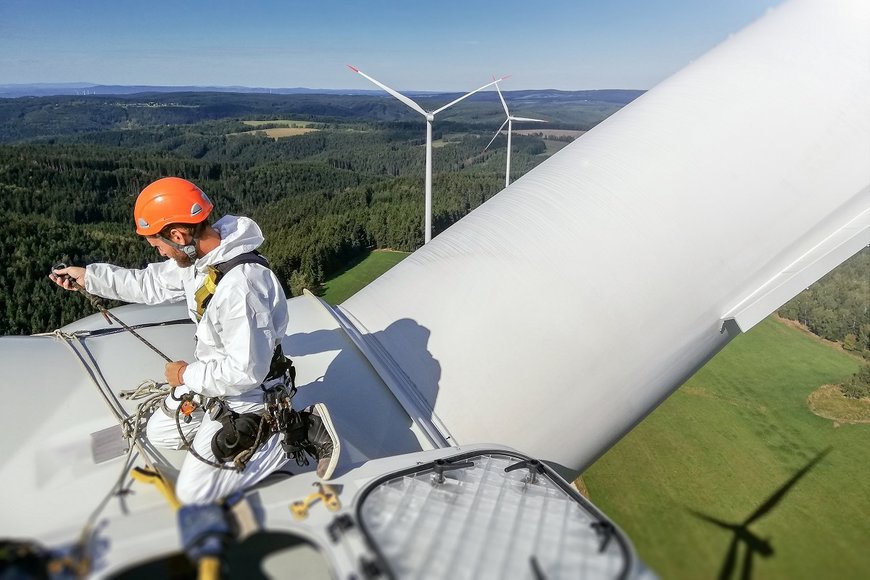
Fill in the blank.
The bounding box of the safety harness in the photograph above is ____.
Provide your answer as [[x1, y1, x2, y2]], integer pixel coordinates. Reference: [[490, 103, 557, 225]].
[[179, 252, 314, 472], [193, 250, 270, 321]]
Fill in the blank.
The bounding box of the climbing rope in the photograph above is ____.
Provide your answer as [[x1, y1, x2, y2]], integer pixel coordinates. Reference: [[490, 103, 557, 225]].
[[46, 330, 172, 575]]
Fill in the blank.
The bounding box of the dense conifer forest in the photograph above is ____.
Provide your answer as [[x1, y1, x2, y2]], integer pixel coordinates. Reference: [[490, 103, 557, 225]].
[[0, 89, 866, 361], [0, 91, 620, 334]]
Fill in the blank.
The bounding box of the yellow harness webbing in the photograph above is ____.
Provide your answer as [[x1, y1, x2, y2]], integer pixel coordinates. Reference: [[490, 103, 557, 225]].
[[193, 251, 270, 322], [130, 466, 182, 510], [193, 267, 221, 322]]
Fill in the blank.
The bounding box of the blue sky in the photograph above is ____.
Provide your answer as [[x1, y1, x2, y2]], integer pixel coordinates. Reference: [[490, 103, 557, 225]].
[[1, 0, 782, 91]]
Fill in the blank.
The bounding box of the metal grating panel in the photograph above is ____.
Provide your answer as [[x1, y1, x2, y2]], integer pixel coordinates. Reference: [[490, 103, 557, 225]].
[[358, 452, 631, 579]]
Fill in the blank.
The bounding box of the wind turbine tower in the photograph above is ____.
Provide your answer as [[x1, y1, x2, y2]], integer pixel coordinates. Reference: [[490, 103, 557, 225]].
[[348, 66, 506, 243], [484, 80, 547, 187]]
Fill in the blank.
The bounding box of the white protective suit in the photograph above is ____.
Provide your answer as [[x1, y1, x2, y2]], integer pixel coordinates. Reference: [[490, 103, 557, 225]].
[[86, 215, 291, 504]]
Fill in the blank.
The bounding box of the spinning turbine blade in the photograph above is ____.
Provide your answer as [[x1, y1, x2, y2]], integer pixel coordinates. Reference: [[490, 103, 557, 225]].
[[511, 116, 547, 123], [347, 65, 427, 116], [484, 118, 510, 152], [432, 75, 509, 115], [495, 81, 510, 116]]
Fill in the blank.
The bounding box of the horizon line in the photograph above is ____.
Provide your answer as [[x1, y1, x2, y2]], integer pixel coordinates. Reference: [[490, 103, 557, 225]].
[[0, 81, 648, 94]]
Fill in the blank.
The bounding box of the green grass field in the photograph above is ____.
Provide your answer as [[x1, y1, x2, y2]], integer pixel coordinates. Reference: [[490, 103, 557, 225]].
[[584, 317, 869, 579], [319, 249, 409, 305]]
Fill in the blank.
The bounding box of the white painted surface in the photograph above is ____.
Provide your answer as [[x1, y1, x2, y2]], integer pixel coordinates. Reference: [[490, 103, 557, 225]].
[[341, 0, 870, 473]]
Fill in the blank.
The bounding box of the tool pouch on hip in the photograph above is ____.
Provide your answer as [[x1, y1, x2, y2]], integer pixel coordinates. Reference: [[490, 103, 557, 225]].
[[210, 410, 263, 464]]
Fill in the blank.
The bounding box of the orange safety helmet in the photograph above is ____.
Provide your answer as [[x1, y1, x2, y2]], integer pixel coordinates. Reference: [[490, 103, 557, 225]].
[[134, 177, 214, 236]]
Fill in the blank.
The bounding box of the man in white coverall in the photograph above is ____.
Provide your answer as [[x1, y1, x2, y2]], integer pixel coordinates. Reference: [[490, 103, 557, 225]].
[[50, 177, 339, 505]]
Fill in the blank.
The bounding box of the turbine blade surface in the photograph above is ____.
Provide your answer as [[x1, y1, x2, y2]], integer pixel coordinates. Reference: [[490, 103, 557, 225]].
[[432, 76, 508, 115], [495, 81, 510, 116], [484, 118, 510, 151], [347, 65, 427, 116]]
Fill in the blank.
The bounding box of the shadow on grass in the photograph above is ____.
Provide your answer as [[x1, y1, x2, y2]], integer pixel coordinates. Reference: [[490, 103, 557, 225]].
[[688, 447, 832, 580]]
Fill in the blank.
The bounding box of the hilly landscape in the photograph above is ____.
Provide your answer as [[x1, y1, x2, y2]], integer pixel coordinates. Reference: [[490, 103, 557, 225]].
[[0, 89, 637, 335]]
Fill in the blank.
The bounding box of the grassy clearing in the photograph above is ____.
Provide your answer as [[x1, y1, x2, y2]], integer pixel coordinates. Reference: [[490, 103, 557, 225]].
[[235, 120, 321, 139], [235, 127, 319, 139], [515, 129, 586, 138], [242, 119, 319, 127], [320, 250, 409, 305], [807, 385, 870, 423], [584, 316, 869, 579]]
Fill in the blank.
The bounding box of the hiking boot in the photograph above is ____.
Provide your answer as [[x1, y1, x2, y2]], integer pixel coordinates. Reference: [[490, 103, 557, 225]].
[[304, 403, 340, 480]]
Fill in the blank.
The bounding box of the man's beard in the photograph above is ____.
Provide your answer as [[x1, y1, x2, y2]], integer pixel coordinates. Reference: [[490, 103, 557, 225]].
[[173, 254, 194, 268]]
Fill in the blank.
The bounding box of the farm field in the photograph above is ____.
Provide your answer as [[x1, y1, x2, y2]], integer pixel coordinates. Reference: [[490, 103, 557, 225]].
[[242, 119, 320, 127], [248, 127, 319, 138], [238, 119, 322, 139], [584, 316, 869, 579], [514, 129, 586, 138]]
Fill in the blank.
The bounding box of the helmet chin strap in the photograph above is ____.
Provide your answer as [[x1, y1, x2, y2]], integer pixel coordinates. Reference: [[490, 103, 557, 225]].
[[159, 234, 198, 261]]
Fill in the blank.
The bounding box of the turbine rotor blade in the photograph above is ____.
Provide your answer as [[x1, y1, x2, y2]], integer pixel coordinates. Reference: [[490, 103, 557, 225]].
[[483, 118, 510, 152], [511, 116, 547, 123], [495, 81, 510, 116], [347, 65, 428, 117], [432, 75, 509, 115]]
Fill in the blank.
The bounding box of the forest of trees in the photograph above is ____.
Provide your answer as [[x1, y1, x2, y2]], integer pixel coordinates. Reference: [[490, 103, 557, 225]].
[[778, 247, 869, 358], [0, 92, 577, 334], [1, 91, 865, 365], [777, 247, 870, 398]]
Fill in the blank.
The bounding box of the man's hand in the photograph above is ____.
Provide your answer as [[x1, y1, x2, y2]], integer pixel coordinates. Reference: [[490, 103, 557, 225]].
[[166, 361, 189, 387], [49, 265, 87, 291]]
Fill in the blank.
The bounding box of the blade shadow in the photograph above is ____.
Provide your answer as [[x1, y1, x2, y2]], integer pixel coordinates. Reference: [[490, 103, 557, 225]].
[[688, 447, 831, 580]]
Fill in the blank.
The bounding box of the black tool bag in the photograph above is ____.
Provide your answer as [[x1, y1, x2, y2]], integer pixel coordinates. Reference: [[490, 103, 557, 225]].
[[210, 411, 264, 463]]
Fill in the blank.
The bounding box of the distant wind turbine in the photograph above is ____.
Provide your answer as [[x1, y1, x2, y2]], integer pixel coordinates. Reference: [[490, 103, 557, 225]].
[[348, 65, 507, 243], [484, 80, 547, 188]]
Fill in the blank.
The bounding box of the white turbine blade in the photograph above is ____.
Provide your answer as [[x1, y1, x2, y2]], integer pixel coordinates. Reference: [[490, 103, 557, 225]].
[[432, 75, 509, 115], [511, 116, 548, 123], [347, 65, 427, 117], [495, 81, 510, 116], [483, 118, 510, 152]]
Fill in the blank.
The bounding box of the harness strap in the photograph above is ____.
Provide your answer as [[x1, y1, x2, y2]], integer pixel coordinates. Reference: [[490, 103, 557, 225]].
[[187, 251, 306, 471], [194, 250, 271, 321]]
